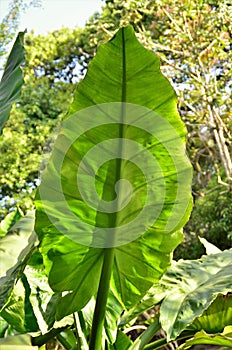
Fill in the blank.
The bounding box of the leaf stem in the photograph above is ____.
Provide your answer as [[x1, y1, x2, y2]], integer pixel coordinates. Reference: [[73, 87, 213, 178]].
[[143, 330, 196, 350], [129, 317, 161, 350], [73, 312, 88, 350], [89, 248, 115, 350], [143, 337, 166, 350], [73, 313, 82, 349], [88, 27, 126, 349], [57, 333, 73, 350], [31, 327, 67, 347]]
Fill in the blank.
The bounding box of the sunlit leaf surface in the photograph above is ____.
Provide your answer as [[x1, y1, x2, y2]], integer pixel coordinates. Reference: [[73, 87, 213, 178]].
[[160, 249, 232, 341], [35, 26, 192, 320]]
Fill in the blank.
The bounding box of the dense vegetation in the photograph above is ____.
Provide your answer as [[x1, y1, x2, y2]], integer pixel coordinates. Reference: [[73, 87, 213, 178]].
[[0, 1, 231, 349]]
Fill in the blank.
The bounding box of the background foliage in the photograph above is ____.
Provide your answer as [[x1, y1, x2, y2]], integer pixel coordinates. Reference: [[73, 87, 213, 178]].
[[0, 0, 231, 253]]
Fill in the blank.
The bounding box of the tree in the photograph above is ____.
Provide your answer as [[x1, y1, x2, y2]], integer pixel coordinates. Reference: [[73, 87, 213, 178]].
[[0, 0, 41, 59], [0, 28, 79, 218], [176, 176, 232, 259]]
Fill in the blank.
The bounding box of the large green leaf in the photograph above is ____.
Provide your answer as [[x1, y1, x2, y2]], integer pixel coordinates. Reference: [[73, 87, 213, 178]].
[[35, 26, 192, 319], [160, 249, 232, 341], [0, 32, 25, 133]]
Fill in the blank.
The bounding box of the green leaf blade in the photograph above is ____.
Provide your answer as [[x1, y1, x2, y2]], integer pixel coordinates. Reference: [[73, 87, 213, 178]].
[[178, 327, 232, 350], [35, 26, 192, 317], [0, 334, 38, 349], [160, 249, 232, 341], [0, 32, 25, 133], [0, 211, 37, 310]]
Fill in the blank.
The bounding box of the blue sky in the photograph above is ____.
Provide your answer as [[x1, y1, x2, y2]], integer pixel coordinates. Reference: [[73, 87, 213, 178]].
[[0, 0, 103, 34]]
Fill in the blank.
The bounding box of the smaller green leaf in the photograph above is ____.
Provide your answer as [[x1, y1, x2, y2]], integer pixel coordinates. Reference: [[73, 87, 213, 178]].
[[119, 283, 167, 327], [160, 249, 232, 341], [43, 292, 63, 329], [177, 327, 232, 349], [0, 333, 38, 349], [0, 316, 8, 337], [0, 208, 23, 238], [0, 211, 37, 310], [0, 256, 57, 334], [109, 331, 132, 350], [0, 277, 39, 333], [128, 316, 161, 350], [189, 294, 232, 333], [23, 265, 56, 333], [0, 280, 28, 333], [0, 31, 25, 133], [23, 265, 73, 332]]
